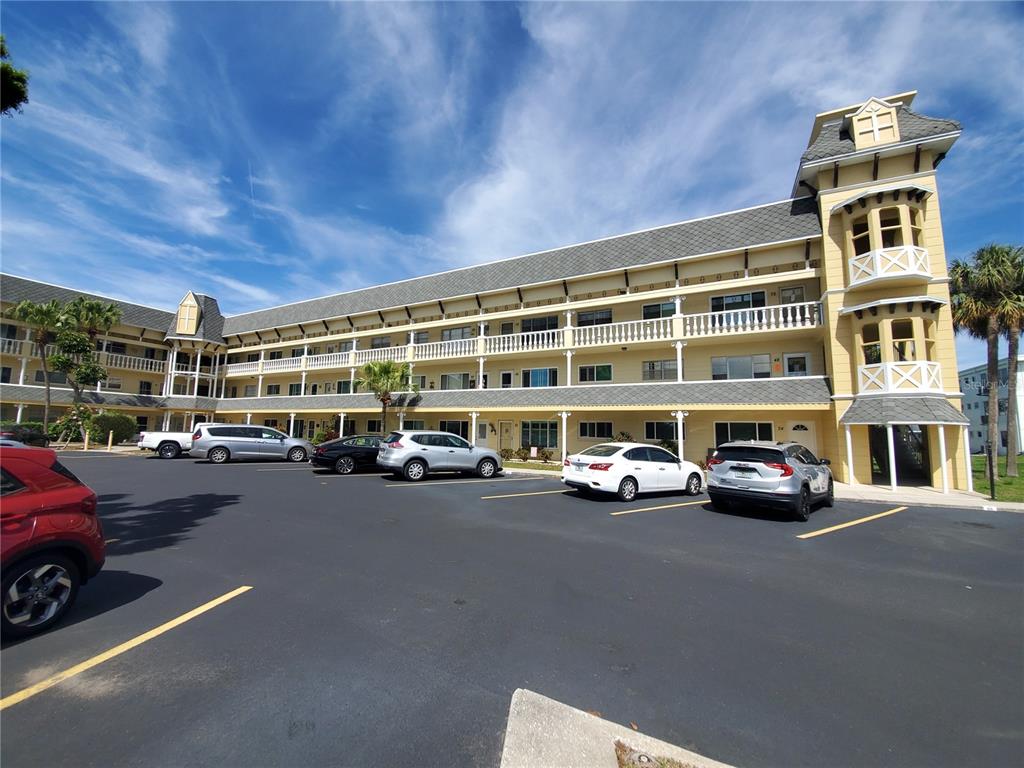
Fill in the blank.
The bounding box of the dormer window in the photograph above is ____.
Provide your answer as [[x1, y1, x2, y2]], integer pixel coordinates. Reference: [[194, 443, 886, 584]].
[[848, 98, 901, 150], [878, 208, 904, 248], [176, 293, 200, 335]]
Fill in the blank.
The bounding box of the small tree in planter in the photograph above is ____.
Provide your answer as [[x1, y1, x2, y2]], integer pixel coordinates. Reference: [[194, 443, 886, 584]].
[[538, 447, 553, 463]]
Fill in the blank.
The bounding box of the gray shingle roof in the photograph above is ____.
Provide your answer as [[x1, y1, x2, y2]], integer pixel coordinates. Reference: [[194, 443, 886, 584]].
[[221, 197, 822, 336], [0, 384, 166, 410], [1, 274, 175, 332], [801, 107, 961, 164], [165, 294, 225, 345], [840, 396, 968, 425], [215, 378, 833, 412]]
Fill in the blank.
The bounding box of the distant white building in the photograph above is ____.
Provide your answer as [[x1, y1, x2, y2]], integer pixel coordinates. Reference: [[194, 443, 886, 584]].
[[959, 355, 1024, 455]]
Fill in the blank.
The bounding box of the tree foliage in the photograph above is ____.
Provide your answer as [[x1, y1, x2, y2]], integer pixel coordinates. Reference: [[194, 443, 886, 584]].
[[1, 35, 30, 116], [355, 359, 418, 434], [8, 299, 63, 430], [90, 412, 138, 444]]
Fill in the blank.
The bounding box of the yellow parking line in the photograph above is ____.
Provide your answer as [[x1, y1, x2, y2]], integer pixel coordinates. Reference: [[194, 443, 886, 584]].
[[385, 477, 551, 488], [0, 585, 253, 711], [797, 506, 908, 540], [482, 489, 571, 500], [610, 499, 707, 516]]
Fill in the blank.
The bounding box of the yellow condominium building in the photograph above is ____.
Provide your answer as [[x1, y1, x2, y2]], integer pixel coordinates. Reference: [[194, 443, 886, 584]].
[[0, 91, 971, 492]]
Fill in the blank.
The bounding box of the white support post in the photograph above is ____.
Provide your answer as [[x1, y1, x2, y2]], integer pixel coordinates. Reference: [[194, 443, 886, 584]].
[[564, 310, 573, 328], [398, 412, 404, 430], [350, 367, 356, 392], [886, 424, 898, 491], [845, 424, 855, 485], [674, 341, 684, 382], [673, 295, 683, 316], [162, 411, 171, 431], [257, 375, 264, 398], [19, 328, 31, 386], [338, 412, 346, 437], [220, 374, 228, 399], [167, 345, 178, 395], [408, 363, 415, 391], [192, 349, 201, 396], [15, 403, 24, 423], [558, 411, 571, 462], [289, 412, 296, 438], [246, 412, 252, 425], [671, 410, 687, 458], [937, 424, 949, 495], [477, 357, 485, 390], [962, 426, 974, 493], [564, 350, 574, 387], [301, 371, 308, 395], [18, 356, 27, 386], [470, 411, 479, 446]]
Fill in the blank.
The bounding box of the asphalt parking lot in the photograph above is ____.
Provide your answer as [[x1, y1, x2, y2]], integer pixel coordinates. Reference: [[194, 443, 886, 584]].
[[2, 454, 1022, 768]]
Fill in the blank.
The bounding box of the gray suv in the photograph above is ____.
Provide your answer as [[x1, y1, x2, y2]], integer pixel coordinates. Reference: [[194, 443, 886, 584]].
[[189, 424, 313, 464], [706, 441, 833, 521], [377, 430, 502, 481]]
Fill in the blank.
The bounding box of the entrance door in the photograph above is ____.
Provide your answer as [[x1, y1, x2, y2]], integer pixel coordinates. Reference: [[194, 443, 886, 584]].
[[786, 421, 818, 455], [498, 421, 514, 451]]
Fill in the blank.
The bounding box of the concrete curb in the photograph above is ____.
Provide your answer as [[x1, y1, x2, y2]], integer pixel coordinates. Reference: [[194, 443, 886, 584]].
[[499, 688, 734, 768]]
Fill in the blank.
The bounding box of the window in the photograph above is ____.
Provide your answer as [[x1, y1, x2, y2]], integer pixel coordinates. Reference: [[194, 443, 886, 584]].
[[1, 468, 25, 497], [263, 419, 278, 428], [500, 371, 513, 388], [409, 375, 426, 390], [645, 422, 680, 441], [268, 351, 284, 360], [909, 207, 924, 247], [267, 384, 281, 395], [144, 347, 158, 360], [441, 326, 472, 341], [577, 309, 612, 326], [244, 385, 257, 397], [104, 341, 126, 355], [642, 359, 677, 381], [246, 353, 259, 363], [784, 353, 809, 377], [578, 364, 612, 383], [648, 447, 679, 463], [0, 323, 18, 339], [711, 291, 765, 313], [404, 420, 425, 431], [337, 340, 353, 353], [579, 421, 613, 439], [500, 322, 514, 335], [337, 380, 351, 394], [138, 381, 152, 395], [261, 428, 285, 440], [323, 382, 334, 394], [477, 422, 488, 440], [440, 372, 470, 390], [521, 315, 559, 333], [290, 349, 303, 358], [642, 302, 674, 320], [1, 367, 10, 384], [522, 368, 558, 387], [521, 420, 558, 448], [309, 383, 318, 395], [288, 383, 302, 396], [413, 331, 429, 344], [35, 370, 68, 384], [136, 416, 148, 432], [892, 320, 915, 361], [714, 422, 773, 445], [370, 336, 391, 349], [779, 286, 805, 304], [861, 323, 881, 364], [439, 420, 469, 439], [878, 207, 903, 248], [711, 354, 770, 380], [367, 419, 382, 434], [851, 215, 870, 256]]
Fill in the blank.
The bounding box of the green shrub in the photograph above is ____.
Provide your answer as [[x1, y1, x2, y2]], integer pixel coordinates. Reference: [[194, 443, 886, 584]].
[[658, 438, 678, 456], [538, 447, 553, 463], [1, 420, 45, 434], [499, 448, 514, 461], [89, 412, 138, 444], [312, 430, 339, 445], [514, 447, 531, 462], [614, 431, 634, 442]]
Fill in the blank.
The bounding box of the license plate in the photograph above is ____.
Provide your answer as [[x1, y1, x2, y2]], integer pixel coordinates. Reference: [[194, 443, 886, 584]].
[[573, 464, 583, 472]]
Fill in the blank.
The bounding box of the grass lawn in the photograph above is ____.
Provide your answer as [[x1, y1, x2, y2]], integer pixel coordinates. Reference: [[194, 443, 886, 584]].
[[503, 460, 563, 472], [971, 455, 1024, 502]]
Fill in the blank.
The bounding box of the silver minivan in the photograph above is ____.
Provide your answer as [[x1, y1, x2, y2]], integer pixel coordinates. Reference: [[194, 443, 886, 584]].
[[377, 430, 502, 481], [189, 424, 313, 464]]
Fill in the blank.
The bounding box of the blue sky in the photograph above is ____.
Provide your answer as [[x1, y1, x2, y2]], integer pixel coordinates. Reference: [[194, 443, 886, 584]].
[[1, 2, 1022, 367]]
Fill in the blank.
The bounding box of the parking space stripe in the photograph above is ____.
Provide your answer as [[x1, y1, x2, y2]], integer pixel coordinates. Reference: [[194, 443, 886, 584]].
[[609, 499, 707, 516], [0, 585, 253, 711], [797, 506, 908, 539], [481, 489, 571, 500], [385, 477, 553, 488]]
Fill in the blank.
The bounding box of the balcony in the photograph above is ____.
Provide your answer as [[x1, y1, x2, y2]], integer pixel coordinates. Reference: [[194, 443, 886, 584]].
[[100, 352, 166, 374], [848, 246, 931, 289], [484, 329, 562, 355], [0, 338, 24, 356], [858, 361, 943, 394], [263, 357, 303, 373], [681, 301, 821, 338], [573, 317, 672, 348], [353, 346, 407, 365], [414, 338, 477, 360]]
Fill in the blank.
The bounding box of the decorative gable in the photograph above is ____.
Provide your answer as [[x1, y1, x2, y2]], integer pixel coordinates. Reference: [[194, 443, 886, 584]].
[[848, 97, 901, 150], [176, 292, 201, 335]]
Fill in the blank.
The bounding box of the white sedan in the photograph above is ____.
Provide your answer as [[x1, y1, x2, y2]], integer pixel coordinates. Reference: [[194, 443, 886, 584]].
[[561, 442, 706, 501]]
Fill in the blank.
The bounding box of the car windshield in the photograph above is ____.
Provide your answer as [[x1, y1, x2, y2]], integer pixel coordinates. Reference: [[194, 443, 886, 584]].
[[714, 446, 785, 464], [579, 444, 622, 457]]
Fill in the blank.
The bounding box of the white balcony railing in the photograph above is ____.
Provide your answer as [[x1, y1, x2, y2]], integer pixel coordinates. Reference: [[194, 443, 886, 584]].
[[849, 246, 931, 288], [353, 346, 406, 365], [573, 317, 672, 348], [306, 352, 349, 370], [858, 361, 943, 394], [414, 338, 477, 361], [682, 301, 821, 337], [225, 360, 260, 375], [101, 352, 166, 374], [484, 329, 562, 355], [0, 338, 24, 356], [263, 357, 303, 373]]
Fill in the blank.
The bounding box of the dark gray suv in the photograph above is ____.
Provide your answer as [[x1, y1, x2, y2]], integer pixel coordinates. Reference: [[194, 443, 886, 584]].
[[706, 441, 833, 521]]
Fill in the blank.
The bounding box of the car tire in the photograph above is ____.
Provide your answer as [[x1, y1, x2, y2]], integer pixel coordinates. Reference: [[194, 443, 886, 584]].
[[477, 458, 497, 478], [335, 456, 355, 474], [685, 472, 702, 496], [2, 553, 81, 639], [157, 441, 180, 459], [404, 459, 427, 481], [824, 479, 834, 508], [617, 476, 638, 502], [793, 486, 811, 521], [287, 447, 307, 463], [208, 447, 230, 464]]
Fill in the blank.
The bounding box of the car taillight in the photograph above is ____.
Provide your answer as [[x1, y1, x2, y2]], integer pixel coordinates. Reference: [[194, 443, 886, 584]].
[[387, 441, 403, 448], [707, 458, 723, 466], [81, 495, 97, 515], [192, 430, 202, 441], [765, 462, 794, 477], [563, 459, 570, 466], [588, 463, 613, 471]]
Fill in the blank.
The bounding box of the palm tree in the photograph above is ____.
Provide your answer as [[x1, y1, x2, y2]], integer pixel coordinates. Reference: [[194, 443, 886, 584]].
[[63, 296, 123, 344], [998, 247, 1024, 476], [355, 359, 417, 435], [950, 244, 1024, 480], [8, 299, 63, 431]]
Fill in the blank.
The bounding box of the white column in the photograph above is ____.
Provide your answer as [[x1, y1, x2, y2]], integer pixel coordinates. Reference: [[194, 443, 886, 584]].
[[96, 339, 106, 393], [301, 370, 307, 394], [212, 352, 220, 395], [246, 412, 252, 425], [398, 412, 404, 430], [470, 411, 479, 445], [845, 424, 855, 485], [15, 403, 24, 423], [18, 356, 27, 385], [886, 424, 898, 491], [558, 411, 571, 462], [673, 295, 683, 316], [185, 412, 193, 431], [192, 349, 201, 396], [19, 327, 31, 385], [350, 367, 356, 391], [962, 426, 974, 493], [289, 412, 296, 438], [338, 412, 346, 436], [408, 363, 415, 390], [220, 374, 228, 399], [937, 424, 949, 494], [564, 350, 574, 387], [564, 310, 573, 328], [674, 341, 684, 382], [477, 357, 485, 390], [257, 375, 264, 398], [166, 345, 178, 395], [671, 410, 687, 458], [162, 411, 171, 431]]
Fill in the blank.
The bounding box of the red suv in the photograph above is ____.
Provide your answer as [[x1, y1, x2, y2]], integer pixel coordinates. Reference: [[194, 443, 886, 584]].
[[1, 447, 105, 638]]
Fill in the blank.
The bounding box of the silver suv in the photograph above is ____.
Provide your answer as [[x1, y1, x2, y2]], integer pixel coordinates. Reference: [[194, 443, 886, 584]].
[[706, 441, 833, 521], [377, 430, 502, 481], [189, 424, 313, 464]]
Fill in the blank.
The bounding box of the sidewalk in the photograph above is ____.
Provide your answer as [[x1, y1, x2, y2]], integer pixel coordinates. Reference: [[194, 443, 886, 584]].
[[54, 444, 144, 456]]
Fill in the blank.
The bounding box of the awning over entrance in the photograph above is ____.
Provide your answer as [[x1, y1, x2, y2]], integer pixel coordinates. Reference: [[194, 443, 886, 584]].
[[839, 395, 968, 425]]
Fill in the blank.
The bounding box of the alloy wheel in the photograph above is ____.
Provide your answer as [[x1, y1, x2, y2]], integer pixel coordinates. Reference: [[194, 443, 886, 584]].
[[335, 456, 355, 474], [3, 563, 74, 630]]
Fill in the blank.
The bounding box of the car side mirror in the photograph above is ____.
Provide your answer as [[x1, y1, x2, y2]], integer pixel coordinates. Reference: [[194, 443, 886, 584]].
[[820, 458, 830, 465]]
